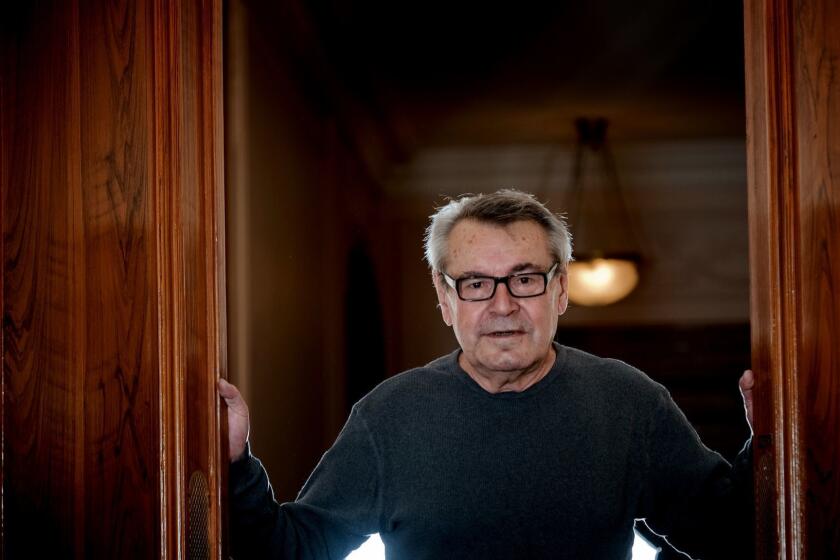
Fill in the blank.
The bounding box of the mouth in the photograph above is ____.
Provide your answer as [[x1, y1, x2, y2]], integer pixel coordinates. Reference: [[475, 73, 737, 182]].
[[486, 330, 525, 338]]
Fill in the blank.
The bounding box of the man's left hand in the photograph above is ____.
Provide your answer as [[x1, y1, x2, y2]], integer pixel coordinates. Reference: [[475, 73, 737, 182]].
[[739, 369, 755, 434]]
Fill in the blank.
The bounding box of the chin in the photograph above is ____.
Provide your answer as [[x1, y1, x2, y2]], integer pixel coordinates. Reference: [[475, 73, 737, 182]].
[[480, 351, 533, 373]]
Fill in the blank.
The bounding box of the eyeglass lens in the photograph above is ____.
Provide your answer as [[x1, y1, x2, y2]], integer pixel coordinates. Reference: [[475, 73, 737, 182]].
[[458, 274, 545, 300]]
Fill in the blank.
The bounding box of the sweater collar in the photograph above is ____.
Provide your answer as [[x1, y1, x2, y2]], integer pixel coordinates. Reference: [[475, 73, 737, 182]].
[[444, 342, 568, 399]]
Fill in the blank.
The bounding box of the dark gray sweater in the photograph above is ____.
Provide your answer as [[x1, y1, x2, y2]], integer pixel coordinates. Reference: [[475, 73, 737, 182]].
[[230, 344, 753, 559]]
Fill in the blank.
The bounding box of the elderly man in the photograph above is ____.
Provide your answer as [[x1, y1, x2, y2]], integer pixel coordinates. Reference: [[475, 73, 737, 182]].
[[220, 189, 754, 559]]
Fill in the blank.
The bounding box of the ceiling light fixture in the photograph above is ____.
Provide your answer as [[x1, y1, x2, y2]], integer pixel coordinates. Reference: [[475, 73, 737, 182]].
[[564, 118, 644, 307]]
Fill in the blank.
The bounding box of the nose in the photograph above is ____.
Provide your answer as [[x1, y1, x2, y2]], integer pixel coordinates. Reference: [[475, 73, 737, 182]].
[[489, 281, 519, 315]]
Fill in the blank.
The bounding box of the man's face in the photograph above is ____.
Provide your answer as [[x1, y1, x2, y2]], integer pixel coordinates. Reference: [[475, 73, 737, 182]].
[[434, 219, 568, 379]]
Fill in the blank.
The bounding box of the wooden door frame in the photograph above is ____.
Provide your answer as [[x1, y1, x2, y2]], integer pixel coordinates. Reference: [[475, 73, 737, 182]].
[[3, 0, 835, 557], [0, 1, 227, 557], [744, 0, 800, 556], [745, 0, 840, 557]]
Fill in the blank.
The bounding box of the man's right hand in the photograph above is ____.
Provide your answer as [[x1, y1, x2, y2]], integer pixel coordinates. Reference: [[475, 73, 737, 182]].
[[219, 378, 250, 462]]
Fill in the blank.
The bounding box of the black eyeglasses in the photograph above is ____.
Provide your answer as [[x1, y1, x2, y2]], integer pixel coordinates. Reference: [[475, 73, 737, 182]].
[[441, 263, 560, 302]]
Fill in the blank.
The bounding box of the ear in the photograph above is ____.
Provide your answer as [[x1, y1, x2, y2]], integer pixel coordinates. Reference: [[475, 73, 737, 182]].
[[433, 272, 454, 326], [556, 273, 569, 316]]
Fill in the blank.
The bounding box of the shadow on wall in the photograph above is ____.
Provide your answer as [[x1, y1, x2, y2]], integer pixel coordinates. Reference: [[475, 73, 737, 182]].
[[345, 241, 387, 410]]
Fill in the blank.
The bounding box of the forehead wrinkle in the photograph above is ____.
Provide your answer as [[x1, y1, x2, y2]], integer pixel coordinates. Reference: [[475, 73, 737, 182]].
[[447, 219, 552, 276], [453, 262, 544, 278]]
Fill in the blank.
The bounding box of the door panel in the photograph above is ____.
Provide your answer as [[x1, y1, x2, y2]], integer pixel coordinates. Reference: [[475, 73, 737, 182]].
[[1, 1, 225, 557]]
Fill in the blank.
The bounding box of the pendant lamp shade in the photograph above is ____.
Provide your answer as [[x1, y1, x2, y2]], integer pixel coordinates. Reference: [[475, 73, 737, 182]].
[[564, 118, 644, 306]]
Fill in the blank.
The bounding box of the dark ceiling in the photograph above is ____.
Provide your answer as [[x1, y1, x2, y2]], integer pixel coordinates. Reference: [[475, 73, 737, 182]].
[[247, 1, 746, 147]]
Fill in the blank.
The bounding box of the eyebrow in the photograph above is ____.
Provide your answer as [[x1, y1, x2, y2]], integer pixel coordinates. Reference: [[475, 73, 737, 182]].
[[457, 262, 540, 278]]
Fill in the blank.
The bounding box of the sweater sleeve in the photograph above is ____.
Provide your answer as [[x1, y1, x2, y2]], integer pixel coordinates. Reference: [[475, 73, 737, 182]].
[[229, 407, 382, 559], [638, 388, 754, 560]]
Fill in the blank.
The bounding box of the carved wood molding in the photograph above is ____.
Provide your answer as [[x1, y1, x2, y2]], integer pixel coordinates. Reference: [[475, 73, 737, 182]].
[[152, 0, 226, 558], [745, 0, 801, 558]]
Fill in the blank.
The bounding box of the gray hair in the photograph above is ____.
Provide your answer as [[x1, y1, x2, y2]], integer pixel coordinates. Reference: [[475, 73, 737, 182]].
[[424, 189, 573, 273]]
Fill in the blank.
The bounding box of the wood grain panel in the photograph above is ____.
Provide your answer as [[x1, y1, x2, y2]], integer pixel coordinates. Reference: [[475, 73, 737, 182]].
[[793, 0, 840, 556], [2, 2, 88, 556], [2, 1, 225, 557], [78, 0, 159, 556]]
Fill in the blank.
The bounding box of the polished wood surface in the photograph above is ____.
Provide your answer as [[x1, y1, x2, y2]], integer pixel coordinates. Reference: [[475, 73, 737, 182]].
[[745, 0, 840, 557], [3, 3, 96, 556], [793, 1, 840, 556], [1, 1, 225, 557], [744, 0, 794, 557], [168, 1, 227, 557]]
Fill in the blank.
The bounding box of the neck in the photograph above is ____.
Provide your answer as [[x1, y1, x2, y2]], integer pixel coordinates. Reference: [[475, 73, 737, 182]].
[[459, 346, 556, 394]]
